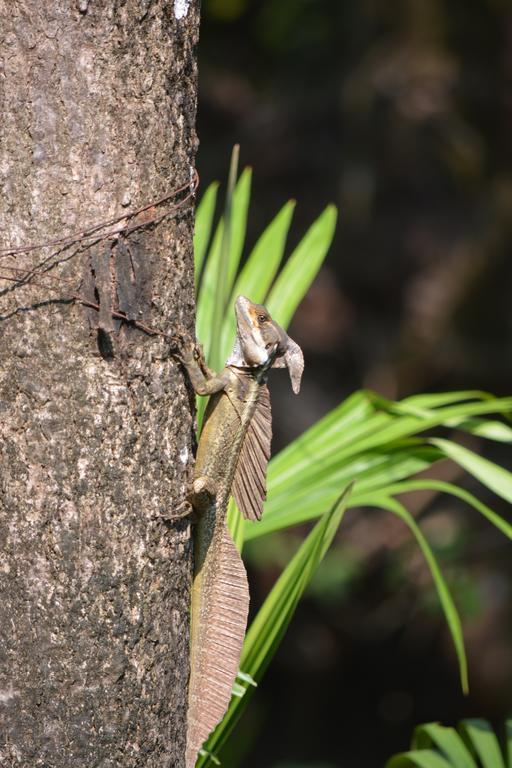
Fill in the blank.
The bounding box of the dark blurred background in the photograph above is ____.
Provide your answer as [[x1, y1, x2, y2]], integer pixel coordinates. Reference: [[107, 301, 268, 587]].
[[196, 2, 512, 766]]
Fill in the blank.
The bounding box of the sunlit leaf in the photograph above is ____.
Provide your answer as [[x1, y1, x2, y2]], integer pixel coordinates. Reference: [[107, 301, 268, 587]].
[[412, 722, 476, 768], [431, 439, 512, 505], [387, 750, 455, 768], [461, 720, 506, 768], [248, 445, 442, 540], [505, 719, 512, 768], [387, 719, 510, 768], [266, 204, 337, 329], [383, 479, 512, 540], [194, 181, 219, 283], [400, 391, 494, 409], [196, 168, 252, 367]]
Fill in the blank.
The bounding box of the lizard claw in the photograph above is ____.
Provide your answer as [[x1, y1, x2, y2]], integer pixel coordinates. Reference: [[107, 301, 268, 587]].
[[167, 328, 199, 364], [162, 499, 197, 523], [170, 332, 209, 374]]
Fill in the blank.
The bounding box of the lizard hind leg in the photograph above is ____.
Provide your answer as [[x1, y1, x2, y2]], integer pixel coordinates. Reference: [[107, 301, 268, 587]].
[[190, 474, 217, 514], [160, 474, 215, 524]]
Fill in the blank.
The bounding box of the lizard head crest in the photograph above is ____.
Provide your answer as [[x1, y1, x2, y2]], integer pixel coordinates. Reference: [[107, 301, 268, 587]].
[[226, 296, 304, 393]]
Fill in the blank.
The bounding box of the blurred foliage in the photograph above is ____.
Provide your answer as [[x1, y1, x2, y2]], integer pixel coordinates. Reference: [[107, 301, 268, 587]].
[[196, 2, 512, 766], [386, 718, 512, 768]]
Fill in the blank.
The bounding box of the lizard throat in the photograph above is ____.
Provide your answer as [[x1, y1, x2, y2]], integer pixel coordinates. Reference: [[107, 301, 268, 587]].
[[226, 335, 271, 367]]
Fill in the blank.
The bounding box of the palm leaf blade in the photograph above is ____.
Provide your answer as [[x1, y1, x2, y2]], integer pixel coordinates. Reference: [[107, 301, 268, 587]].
[[461, 720, 506, 768], [196, 486, 352, 767], [194, 181, 219, 282], [413, 723, 477, 768], [266, 204, 337, 329], [387, 750, 455, 768], [359, 494, 468, 693], [431, 439, 512, 505]]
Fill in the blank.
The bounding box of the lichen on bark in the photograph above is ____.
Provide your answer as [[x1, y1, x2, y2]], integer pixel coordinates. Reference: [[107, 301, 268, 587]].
[[0, 2, 200, 766]]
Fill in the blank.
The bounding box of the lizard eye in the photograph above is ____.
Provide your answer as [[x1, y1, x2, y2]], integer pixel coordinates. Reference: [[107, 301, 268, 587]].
[[258, 314, 268, 323], [265, 342, 273, 350]]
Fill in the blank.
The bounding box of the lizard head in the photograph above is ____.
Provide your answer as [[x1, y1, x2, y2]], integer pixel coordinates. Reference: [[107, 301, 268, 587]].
[[227, 296, 304, 393]]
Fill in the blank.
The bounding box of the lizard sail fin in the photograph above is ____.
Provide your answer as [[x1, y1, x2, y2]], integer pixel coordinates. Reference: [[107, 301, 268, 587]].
[[186, 523, 249, 768], [232, 384, 272, 521]]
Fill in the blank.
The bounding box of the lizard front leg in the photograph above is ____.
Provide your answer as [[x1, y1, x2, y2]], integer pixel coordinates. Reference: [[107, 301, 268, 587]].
[[170, 332, 231, 396]]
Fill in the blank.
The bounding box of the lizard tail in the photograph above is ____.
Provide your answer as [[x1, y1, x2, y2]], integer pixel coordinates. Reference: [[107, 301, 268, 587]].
[[186, 523, 249, 768]]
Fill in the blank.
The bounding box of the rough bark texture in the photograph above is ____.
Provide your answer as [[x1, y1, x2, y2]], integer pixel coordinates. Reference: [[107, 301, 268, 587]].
[[0, 2, 199, 766]]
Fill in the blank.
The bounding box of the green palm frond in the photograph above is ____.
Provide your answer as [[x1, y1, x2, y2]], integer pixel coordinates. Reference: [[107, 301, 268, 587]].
[[192, 158, 512, 767], [386, 718, 512, 768]]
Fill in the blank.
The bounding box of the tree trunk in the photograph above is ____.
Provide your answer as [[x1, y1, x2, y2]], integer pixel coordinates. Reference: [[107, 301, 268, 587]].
[[0, 2, 199, 766]]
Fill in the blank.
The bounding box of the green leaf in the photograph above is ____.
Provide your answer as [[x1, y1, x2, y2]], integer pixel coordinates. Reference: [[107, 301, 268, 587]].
[[245, 393, 512, 538], [266, 390, 379, 490], [225, 165, 252, 295], [431, 439, 512, 505], [413, 723, 477, 768], [446, 418, 512, 443], [387, 750, 455, 768], [192, 155, 512, 766], [264, 398, 374, 500], [461, 720, 506, 768], [231, 683, 246, 698], [226, 497, 245, 553], [232, 199, 296, 306], [266, 204, 337, 329], [243, 484, 352, 673], [194, 181, 219, 283], [400, 391, 494, 409], [344, 399, 512, 460], [268, 395, 512, 502], [388, 719, 511, 768], [196, 166, 252, 369], [374, 392, 512, 443], [196, 485, 352, 767], [210, 157, 251, 372], [358, 494, 468, 694], [196, 218, 224, 355], [505, 719, 512, 768], [383, 480, 512, 540], [248, 445, 441, 540], [194, 164, 253, 428], [236, 671, 257, 687], [198, 748, 220, 766], [268, 442, 438, 506]]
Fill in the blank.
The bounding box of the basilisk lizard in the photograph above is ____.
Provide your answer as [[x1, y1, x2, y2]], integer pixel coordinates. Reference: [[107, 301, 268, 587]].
[[177, 296, 304, 768]]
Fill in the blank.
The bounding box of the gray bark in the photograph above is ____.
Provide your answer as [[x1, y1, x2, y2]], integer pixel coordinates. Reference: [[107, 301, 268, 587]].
[[0, 2, 200, 766]]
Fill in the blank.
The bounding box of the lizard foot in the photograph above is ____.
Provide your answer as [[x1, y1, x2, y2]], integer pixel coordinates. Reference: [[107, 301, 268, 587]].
[[167, 329, 205, 366], [190, 475, 216, 513], [162, 500, 197, 523]]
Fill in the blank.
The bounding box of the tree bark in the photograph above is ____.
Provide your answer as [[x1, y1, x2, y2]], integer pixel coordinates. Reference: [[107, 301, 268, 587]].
[[0, 2, 199, 766]]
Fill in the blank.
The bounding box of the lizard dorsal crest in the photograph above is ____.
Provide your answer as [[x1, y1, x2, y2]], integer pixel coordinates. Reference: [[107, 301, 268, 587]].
[[232, 384, 272, 521]]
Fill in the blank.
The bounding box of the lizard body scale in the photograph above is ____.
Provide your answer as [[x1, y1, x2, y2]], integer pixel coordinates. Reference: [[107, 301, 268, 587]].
[[179, 296, 304, 768]]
